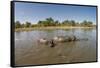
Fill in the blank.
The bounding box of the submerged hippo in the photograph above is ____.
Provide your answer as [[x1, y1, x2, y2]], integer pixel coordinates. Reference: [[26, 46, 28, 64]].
[[53, 35, 88, 42], [38, 38, 56, 47], [37, 35, 88, 46]]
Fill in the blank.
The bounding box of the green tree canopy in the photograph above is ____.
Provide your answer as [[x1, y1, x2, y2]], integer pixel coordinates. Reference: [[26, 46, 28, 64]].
[[25, 22, 31, 27], [15, 18, 94, 29], [81, 20, 93, 27], [15, 21, 21, 28]]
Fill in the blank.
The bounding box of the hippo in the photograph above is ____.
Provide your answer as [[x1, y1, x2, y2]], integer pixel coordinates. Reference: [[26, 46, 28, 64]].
[[49, 39, 56, 47], [66, 35, 77, 41], [53, 36, 66, 42], [37, 35, 88, 46], [38, 38, 48, 44], [53, 35, 87, 42]]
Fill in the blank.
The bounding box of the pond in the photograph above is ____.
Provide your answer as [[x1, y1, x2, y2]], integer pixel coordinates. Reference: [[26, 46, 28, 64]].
[[15, 28, 97, 66]]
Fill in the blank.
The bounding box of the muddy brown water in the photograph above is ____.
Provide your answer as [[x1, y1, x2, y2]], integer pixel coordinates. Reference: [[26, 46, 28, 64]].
[[15, 28, 97, 66]]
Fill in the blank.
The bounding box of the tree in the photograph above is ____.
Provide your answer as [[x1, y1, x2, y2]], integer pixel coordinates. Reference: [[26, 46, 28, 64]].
[[37, 17, 55, 26], [21, 23, 25, 28], [46, 17, 54, 23], [38, 21, 42, 24], [70, 20, 76, 26], [15, 21, 21, 28], [62, 20, 70, 26], [81, 20, 87, 26], [38, 21, 43, 27], [45, 17, 54, 26], [81, 20, 93, 27], [87, 21, 93, 27], [25, 22, 31, 27], [54, 20, 59, 26], [75, 22, 80, 26]]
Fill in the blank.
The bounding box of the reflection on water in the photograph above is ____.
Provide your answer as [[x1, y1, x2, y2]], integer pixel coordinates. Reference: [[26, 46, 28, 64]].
[[15, 28, 97, 66]]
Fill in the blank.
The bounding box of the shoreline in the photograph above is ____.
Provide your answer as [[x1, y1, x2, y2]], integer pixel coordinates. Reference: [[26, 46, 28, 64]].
[[15, 26, 96, 32]]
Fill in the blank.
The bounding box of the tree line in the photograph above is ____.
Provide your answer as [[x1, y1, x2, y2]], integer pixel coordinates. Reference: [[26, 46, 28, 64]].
[[15, 17, 95, 28]]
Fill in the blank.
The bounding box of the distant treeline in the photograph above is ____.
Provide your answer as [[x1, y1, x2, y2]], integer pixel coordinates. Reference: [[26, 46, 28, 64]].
[[15, 17, 96, 28]]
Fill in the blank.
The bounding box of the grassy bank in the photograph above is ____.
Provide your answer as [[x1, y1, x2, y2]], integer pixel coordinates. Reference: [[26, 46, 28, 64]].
[[15, 26, 96, 32]]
